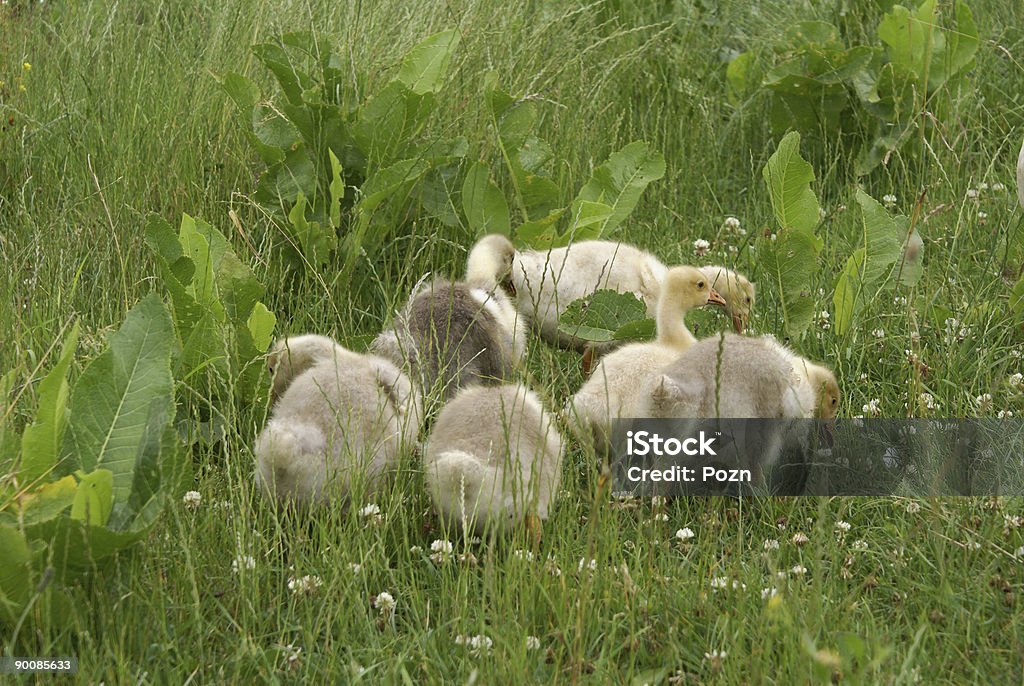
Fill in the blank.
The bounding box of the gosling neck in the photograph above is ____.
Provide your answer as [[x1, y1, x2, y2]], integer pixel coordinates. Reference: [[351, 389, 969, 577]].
[[465, 248, 501, 288], [655, 293, 697, 349]]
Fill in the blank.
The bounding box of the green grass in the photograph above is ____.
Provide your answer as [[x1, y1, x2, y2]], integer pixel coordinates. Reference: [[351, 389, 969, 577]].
[[2, 0, 1024, 682]]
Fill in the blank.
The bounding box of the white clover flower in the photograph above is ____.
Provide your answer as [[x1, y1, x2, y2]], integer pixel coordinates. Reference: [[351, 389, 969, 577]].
[[545, 555, 563, 577], [1016, 545, 1024, 559], [709, 577, 728, 590], [723, 216, 744, 235], [704, 649, 727, 661], [279, 643, 302, 666], [455, 634, 493, 657], [349, 562, 362, 575], [512, 549, 535, 562], [731, 579, 747, 590], [882, 194, 897, 209], [790, 564, 808, 576], [1009, 373, 1023, 391], [978, 182, 990, 191], [675, 527, 695, 542], [526, 635, 541, 651], [769, 232, 777, 241], [374, 591, 396, 616], [894, 295, 908, 307], [409, 545, 423, 555], [835, 521, 851, 533], [761, 587, 778, 600], [816, 311, 831, 330], [652, 513, 669, 523], [693, 239, 710, 257], [791, 532, 809, 546], [977, 211, 988, 224], [429, 539, 454, 564], [578, 558, 598, 573], [965, 540, 982, 551], [851, 539, 869, 551], [1004, 514, 1023, 529], [998, 410, 1015, 419], [919, 392, 939, 411], [288, 574, 323, 596], [966, 188, 980, 200], [359, 503, 381, 518], [863, 399, 882, 417], [905, 500, 922, 514], [992, 182, 1006, 191], [182, 490, 202, 509], [763, 538, 780, 551], [232, 555, 256, 573], [975, 393, 993, 411], [871, 329, 885, 340]]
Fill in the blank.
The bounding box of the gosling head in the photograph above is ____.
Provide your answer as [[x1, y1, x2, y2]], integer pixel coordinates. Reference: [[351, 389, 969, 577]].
[[465, 234, 516, 292], [661, 265, 727, 312], [806, 362, 840, 419], [267, 334, 339, 402], [702, 266, 755, 333]]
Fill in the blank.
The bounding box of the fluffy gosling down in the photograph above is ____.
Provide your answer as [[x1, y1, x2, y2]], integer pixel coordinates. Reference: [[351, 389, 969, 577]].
[[567, 266, 725, 448], [372, 234, 525, 404], [424, 384, 565, 537], [645, 333, 840, 419], [512, 240, 669, 349], [255, 335, 422, 505]]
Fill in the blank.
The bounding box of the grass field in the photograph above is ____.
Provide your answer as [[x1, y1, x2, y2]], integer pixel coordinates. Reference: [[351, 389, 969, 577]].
[[3, 0, 1024, 683]]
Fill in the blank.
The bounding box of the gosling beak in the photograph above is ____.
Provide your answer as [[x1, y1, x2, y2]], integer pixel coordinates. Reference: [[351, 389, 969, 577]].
[[501, 276, 517, 298], [817, 419, 836, 450], [706, 288, 727, 308], [731, 312, 747, 334]]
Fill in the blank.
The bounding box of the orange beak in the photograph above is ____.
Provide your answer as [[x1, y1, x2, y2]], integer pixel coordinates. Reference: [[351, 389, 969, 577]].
[[706, 288, 727, 307]]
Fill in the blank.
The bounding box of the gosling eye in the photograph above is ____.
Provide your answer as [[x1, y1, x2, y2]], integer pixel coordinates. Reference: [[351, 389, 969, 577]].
[[745, 296, 752, 304], [831, 397, 838, 405], [697, 280, 705, 289]]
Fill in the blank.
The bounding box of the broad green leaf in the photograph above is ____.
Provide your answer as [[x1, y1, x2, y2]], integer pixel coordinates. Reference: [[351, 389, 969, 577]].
[[397, 29, 461, 96], [252, 43, 310, 106], [556, 201, 613, 246], [514, 209, 564, 249], [570, 141, 666, 238], [878, 0, 976, 92], [462, 162, 510, 236], [832, 190, 903, 334], [520, 175, 560, 221], [341, 158, 432, 278], [70, 469, 113, 527], [0, 525, 31, 622], [218, 72, 260, 114], [65, 294, 175, 504], [288, 192, 336, 267], [328, 149, 345, 228], [179, 214, 220, 310], [726, 52, 761, 104], [20, 322, 80, 483], [613, 317, 656, 342], [247, 302, 276, 353], [833, 248, 864, 336], [15, 475, 78, 525], [557, 290, 649, 343], [758, 229, 820, 337], [762, 131, 820, 234]]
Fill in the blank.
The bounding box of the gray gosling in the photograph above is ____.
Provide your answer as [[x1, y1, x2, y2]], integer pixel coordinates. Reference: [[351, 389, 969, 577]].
[[255, 335, 422, 505], [424, 384, 565, 538], [566, 266, 724, 449], [372, 234, 525, 405], [645, 333, 840, 419]]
